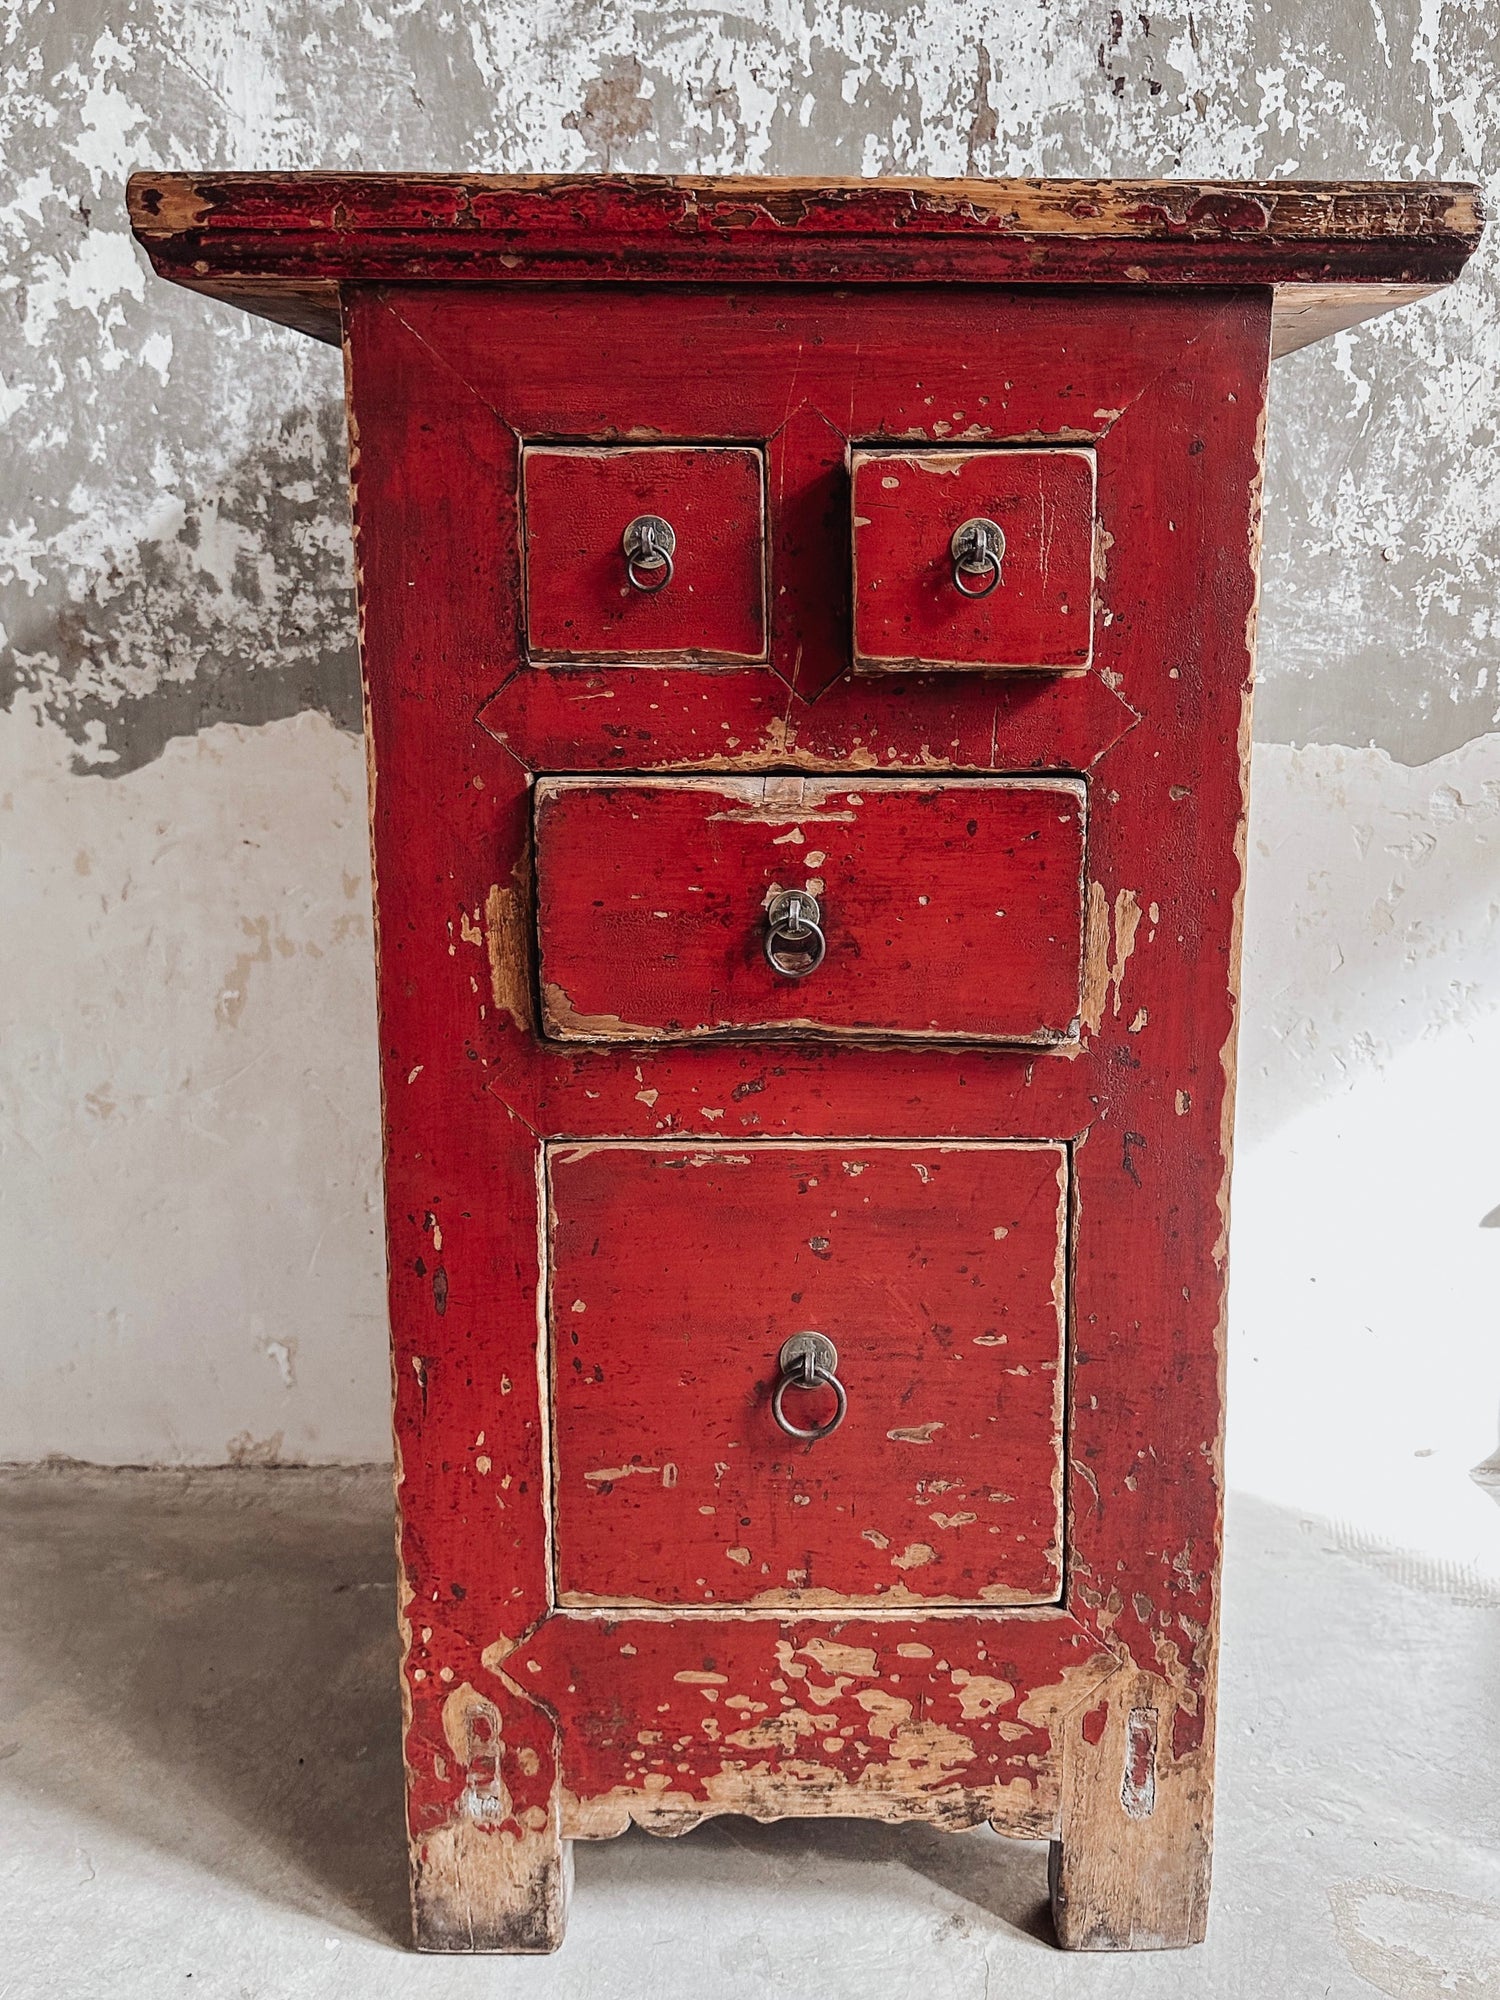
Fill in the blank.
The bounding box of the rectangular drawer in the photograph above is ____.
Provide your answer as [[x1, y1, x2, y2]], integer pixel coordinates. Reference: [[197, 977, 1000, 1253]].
[[523, 443, 766, 662], [547, 1140, 1068, 1608], [534, 775, 1085, 1044], [851, 446, 1094, 672]]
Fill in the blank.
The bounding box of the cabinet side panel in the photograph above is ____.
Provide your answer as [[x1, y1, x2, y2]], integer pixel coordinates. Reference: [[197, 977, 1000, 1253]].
[[1053, 294, 1272, 1948], [344, 291, 566, 1951]]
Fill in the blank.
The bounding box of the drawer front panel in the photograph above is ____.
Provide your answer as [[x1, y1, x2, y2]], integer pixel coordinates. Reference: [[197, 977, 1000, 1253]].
[[523, 444, 766, 662], [548, 1140, 1068, 1609], [851, 447, 1094, 672], [535, 775, 1086, 1043]]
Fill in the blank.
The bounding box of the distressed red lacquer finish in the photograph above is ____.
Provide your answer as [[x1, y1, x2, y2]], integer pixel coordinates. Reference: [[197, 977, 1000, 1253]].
[[127, 173, 1483, 356], [519, 1611, 1111, 1838], [340, 280, 1264, 1956], [851, 447, 1095, 671], [523, 444, 766, 661], [548, 1140, 1067, 1607], [534, 776, 1085, 1042], [130, 172, 1482, 1958]]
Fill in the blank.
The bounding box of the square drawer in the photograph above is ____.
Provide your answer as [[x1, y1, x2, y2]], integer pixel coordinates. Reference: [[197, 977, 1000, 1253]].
[[547, 1139, 1068, 1608], [534, 774, 1086, 1044], [523, 444, 767, 662], [851, 447, 1095, 673]]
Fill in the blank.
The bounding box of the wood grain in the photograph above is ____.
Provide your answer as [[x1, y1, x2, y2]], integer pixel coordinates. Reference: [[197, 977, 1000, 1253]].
[[1049, 1667, 1216, 1949], [127, 173, 1483, 357], [126, 172, 1480, 356]]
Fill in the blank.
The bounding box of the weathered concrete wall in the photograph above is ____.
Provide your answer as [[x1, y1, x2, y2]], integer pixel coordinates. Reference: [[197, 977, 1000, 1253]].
[[3, 2, 1498, 1570]]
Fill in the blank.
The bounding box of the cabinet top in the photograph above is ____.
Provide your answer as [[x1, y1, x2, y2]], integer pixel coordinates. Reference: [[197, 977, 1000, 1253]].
[[127, 172, 1483, 357]]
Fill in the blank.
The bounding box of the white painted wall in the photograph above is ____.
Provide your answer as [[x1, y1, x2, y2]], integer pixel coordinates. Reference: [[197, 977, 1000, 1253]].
[[3, 2, 1499, 1588], [1, 703, 388, 1464], [1235, 736, 1500, 1580]]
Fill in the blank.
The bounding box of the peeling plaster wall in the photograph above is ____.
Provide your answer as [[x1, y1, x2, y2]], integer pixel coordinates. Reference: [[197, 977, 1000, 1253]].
[[6, 1, 1500, 769], [2, 3, 1498, 1570]]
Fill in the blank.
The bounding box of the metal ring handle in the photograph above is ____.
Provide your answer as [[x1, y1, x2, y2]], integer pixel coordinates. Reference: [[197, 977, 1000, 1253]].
[[950, 517, 1004, 599], [772, 1334, 847, 1441], [623, 514, 676, 594], [952, 549, 1000, 598], [626, 546, 674, 593], [764, 889, 827, 979]]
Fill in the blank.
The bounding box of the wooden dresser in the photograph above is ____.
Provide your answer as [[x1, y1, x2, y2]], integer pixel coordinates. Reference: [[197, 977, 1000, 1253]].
[[129, 173, 1482, 1953]]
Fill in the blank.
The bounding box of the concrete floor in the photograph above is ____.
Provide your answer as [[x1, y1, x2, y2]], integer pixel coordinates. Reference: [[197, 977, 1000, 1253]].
[[2, 1469, 1497, 1999]]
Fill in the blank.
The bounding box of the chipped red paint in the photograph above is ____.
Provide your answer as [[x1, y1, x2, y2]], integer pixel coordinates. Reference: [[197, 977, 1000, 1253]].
[[127, 173, 1484, 353], [479, 654, 1140, 776], [520, 1613, 1114, 1834], [548, 1140, 1068, 1606], [851, 446, 1095, 672], [534, 777, 1086, 1043], [523, 444, 767, 662], [335, 276, 1269, 1945], [138, 173, 1482, 1949]]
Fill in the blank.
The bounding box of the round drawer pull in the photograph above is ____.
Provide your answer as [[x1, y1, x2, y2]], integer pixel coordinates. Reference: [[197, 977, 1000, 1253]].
[[950, 516, 1005, 598], [771, 1333, 847, 1441], [764, 889, 826, 979], [622, 514, 676, 592]]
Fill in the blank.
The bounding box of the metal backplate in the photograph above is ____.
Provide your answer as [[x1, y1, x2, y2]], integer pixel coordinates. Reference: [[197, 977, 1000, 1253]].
[[777, 1331, 839, 1377]]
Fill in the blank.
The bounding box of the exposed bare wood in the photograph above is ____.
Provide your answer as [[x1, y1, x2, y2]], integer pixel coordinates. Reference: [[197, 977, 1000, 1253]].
[[1049, 1668, 1215, 1950], [1269, 279, 1450, 356], [519, 1617, 1119, 1841], [534, 776, 1087, 1045], [559, 1771, 1058, 1841], [413, 1818, 572, 1954], [408, 1681, 572, 1951], [483, 877, 536, 1035]]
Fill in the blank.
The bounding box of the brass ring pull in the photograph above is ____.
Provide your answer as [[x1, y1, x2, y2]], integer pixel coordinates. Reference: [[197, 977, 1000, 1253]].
[[623, 514, 676, 593], [771, 1333, 847, 1441], [764, 889, 826, 979], [950, 516, 1005, 598]]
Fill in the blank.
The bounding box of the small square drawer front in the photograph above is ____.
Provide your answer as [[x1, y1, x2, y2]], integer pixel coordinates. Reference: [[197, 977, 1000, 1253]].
[[851, 447, 1095, 673], [523, 444, 767, 662], [548, 1140, 1068, 1608], [535, 775, 1086, 1044]]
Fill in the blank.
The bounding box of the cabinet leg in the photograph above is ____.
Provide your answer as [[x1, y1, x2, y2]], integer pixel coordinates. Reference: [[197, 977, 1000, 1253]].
[[1049, 1669, 1214, 1951], [411, 1816, 572, 1953], [404, 1671, 571, 1952]]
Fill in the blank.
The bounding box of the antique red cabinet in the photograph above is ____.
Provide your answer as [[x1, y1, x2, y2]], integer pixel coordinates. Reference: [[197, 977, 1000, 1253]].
[[129, 173, 1481, 1953]]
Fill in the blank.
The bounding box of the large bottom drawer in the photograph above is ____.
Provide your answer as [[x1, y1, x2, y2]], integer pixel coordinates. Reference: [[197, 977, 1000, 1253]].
[[546, 1139, 1068, 1609]]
